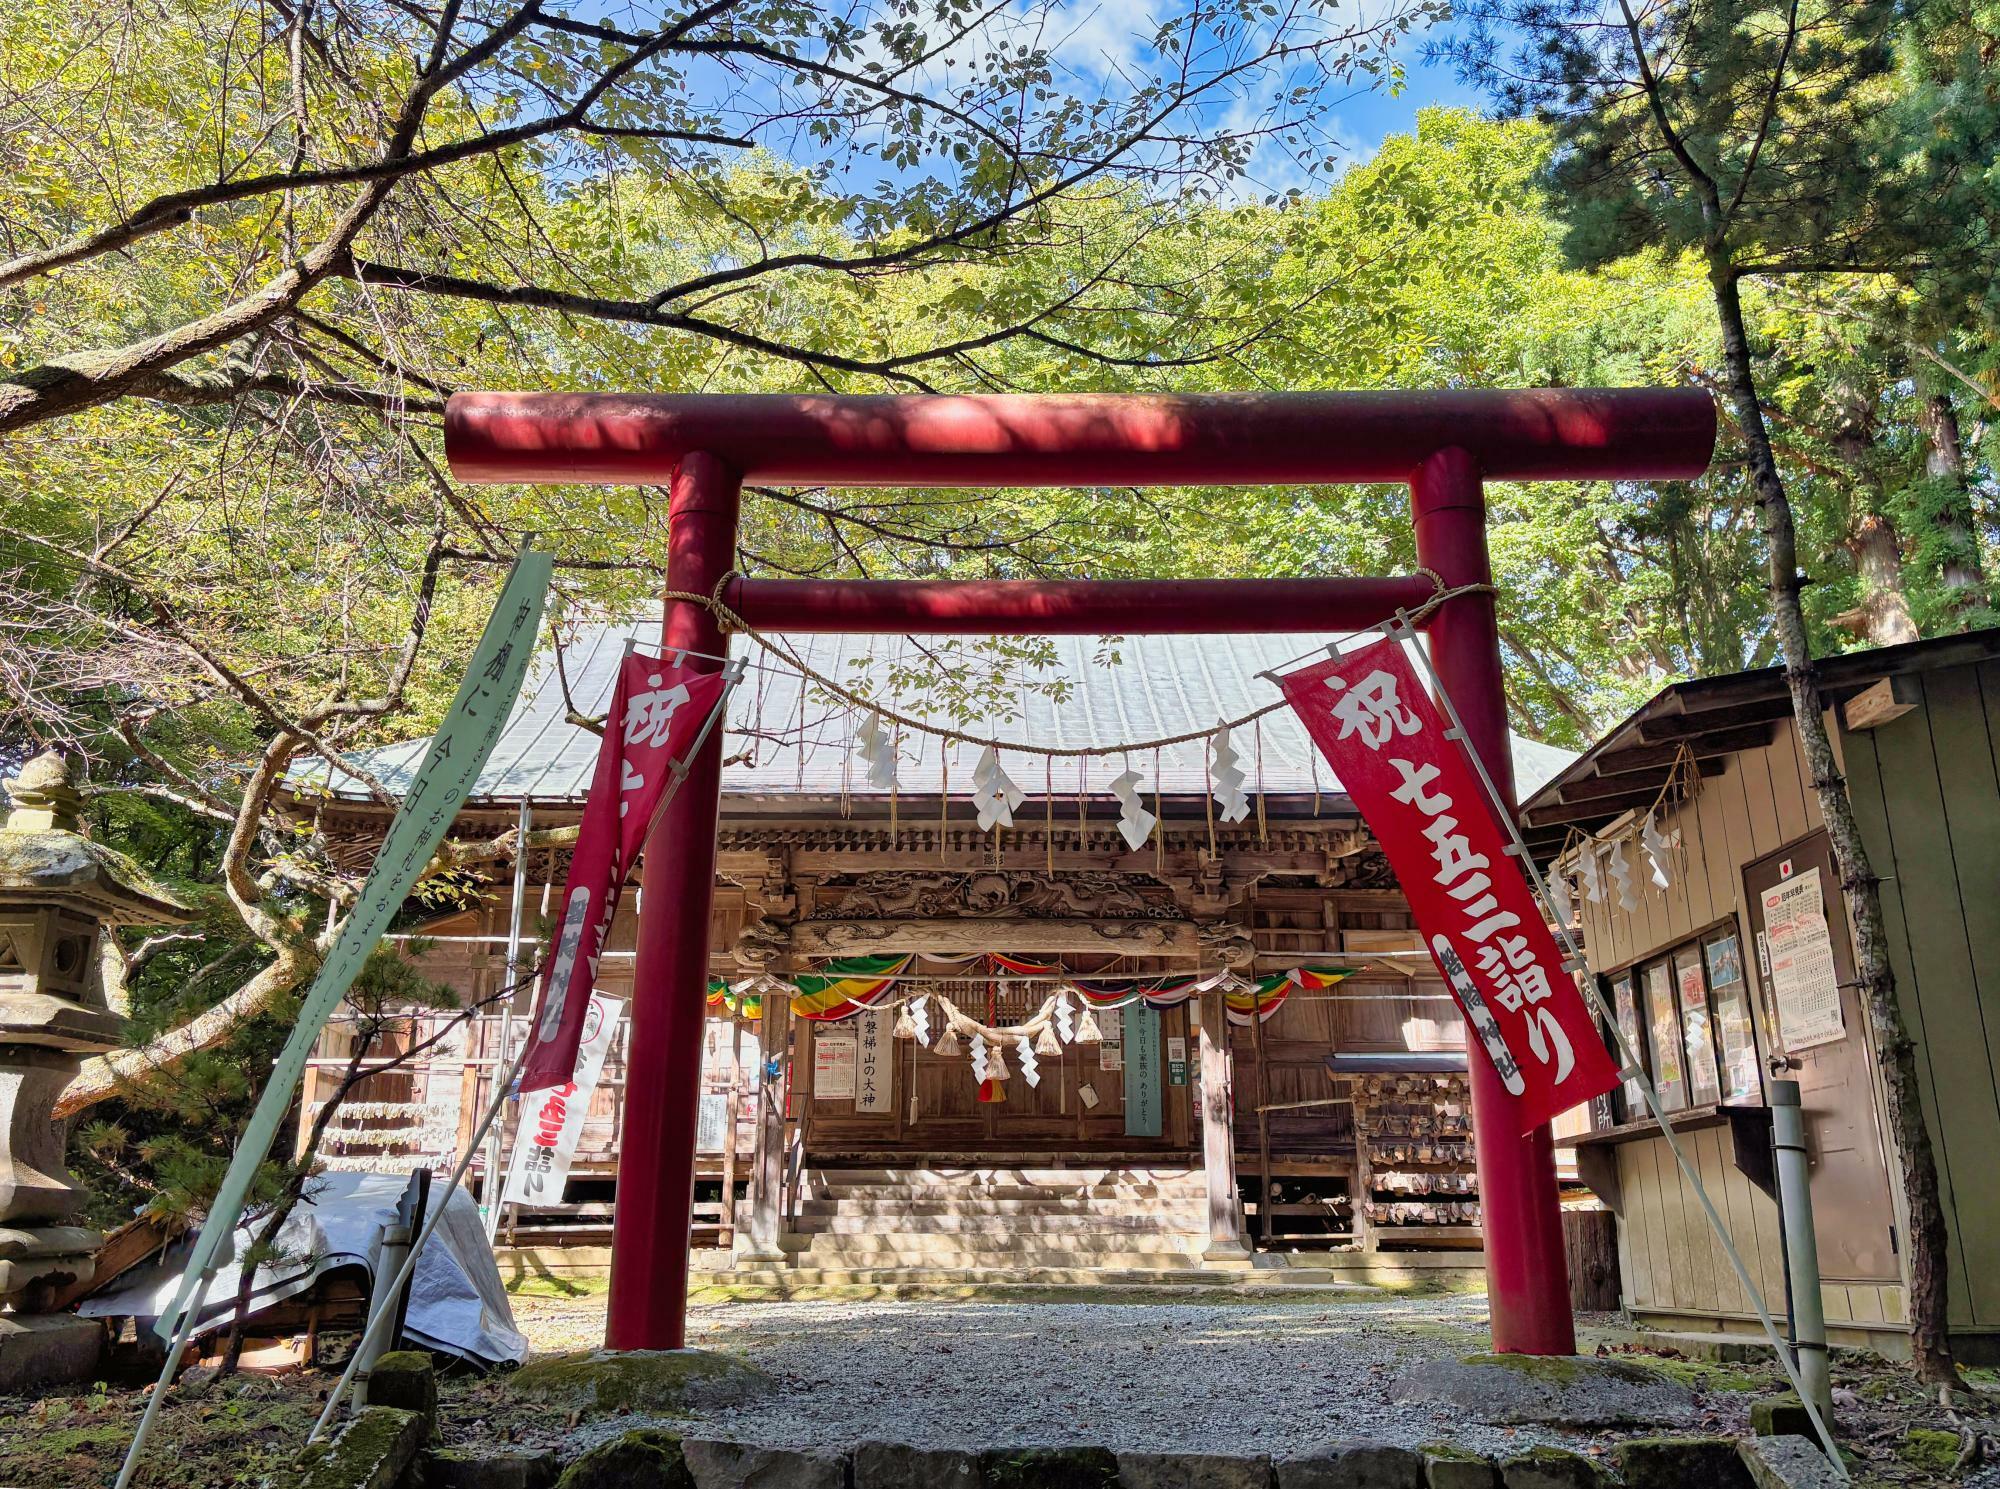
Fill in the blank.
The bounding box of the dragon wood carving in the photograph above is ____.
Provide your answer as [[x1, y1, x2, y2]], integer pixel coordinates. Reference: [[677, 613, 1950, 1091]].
[[810, 871, 1174, 922]]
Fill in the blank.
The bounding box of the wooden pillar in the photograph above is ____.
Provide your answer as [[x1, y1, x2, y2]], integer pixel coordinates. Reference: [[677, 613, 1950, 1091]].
[[1246, 993, 1275, 1249], [741, 996, 788, 1260], [1195, 992, 1246, 1256]]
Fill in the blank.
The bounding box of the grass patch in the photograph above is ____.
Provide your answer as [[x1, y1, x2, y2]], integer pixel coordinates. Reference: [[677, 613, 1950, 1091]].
[[0, 1382, 322, 1489]]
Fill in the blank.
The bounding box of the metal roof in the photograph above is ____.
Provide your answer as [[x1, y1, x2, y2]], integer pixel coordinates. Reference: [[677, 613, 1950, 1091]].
[[1518, 626, 2000, 849], [292, 619, 1577, 810]]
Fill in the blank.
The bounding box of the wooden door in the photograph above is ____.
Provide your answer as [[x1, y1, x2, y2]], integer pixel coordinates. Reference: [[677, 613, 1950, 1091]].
[[1742, 832, 1900, 1285]]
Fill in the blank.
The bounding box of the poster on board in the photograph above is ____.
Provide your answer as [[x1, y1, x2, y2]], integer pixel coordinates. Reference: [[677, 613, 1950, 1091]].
[[814, 1031, 858, 1100], [1762, 867, 1847, 1050]]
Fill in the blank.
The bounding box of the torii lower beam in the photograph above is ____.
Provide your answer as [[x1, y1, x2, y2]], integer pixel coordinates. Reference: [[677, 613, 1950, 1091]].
[[446, 388, 1716, 1357]]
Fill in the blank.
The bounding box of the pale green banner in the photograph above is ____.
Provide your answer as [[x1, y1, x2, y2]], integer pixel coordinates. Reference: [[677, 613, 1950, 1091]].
[[156, 550, 553, 1340]]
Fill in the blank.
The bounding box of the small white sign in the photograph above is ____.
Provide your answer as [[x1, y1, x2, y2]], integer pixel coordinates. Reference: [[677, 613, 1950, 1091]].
[[855, 1010, 892, 1114], [504, 994, 623, 1206], [1078, 1083, 1100, 1110]]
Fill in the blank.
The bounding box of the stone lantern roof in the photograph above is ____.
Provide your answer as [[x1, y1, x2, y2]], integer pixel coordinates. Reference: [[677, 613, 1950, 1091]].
[[0, 751, 188, 927]]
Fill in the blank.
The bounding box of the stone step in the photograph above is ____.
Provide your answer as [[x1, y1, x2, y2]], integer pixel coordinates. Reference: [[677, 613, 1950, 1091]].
[[720, 1264, 1297, 1289], [808, 1167, 1204, 1183], [793, 1212, 1206, 1237], [811, 1183, 1206, 1204], [784, 1247, 1208, 1271], [785, 1228, 1203, 1254], [799, 1196, 1208, 1218]]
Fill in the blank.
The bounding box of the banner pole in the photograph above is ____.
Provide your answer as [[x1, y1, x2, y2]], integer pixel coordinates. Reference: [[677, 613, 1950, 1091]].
[[1392, 612, 1848, 1478], [113, 550, 554, 1488]]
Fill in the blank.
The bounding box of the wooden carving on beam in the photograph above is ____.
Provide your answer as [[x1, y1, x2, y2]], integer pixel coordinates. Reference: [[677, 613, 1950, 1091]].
[[792, 916, 1198, 958], [809, 870, 1177, 922]]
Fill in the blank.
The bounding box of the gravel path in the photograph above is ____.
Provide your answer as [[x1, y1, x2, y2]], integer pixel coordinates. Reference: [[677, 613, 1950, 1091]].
[[516, 1292, 1636, 1459]]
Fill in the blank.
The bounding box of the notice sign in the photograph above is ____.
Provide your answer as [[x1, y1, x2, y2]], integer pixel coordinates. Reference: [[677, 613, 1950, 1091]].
[[1098, 1008, 1123, 1071], [1280, 638, 1619, 1131], [855, 1010, 892, 1114], [1762, 867, 1846, 1050], [504, 993, 623, 1206], [814, 1031, 857, 1100]]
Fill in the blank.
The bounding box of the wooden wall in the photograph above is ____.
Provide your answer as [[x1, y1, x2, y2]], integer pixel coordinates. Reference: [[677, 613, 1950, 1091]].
[[1841, 658, 2000, 1339], [1568, 718, 1911, 1339]]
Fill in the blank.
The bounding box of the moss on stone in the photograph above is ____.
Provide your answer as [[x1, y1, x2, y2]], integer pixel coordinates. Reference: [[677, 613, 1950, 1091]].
[[1614, 1356, 1765, 1393], [506, 1348, 772, 1416], [979, 1445, 1121, 1489], [1419, 1442, 1489, 1463], [285, 1406, 424, 1489], [554, 1428, 693, 1489], [1611, 1437, 1749, 1489], [1749, 1393, 1815, 1438], [366, 1350, 436, 1432], [1896, 1428, 1961, 1473], [1497, 1445, 1603, 1489]]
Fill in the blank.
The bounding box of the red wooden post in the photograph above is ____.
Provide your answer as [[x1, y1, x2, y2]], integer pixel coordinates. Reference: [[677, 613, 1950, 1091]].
[[1412, 446, 1576, 1355], [605, 450, 739, 1351]]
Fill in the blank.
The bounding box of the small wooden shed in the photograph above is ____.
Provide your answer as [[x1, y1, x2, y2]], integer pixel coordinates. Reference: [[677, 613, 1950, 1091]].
[[1521, 629, 2000, 1361]]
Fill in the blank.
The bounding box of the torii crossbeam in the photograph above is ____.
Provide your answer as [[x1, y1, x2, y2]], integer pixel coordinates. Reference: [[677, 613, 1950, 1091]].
[[446, 388, 1716, 1355]]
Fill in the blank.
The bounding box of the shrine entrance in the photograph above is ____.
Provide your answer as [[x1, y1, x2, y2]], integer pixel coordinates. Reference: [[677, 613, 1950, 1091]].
[[445, 387, 1716, 1354]]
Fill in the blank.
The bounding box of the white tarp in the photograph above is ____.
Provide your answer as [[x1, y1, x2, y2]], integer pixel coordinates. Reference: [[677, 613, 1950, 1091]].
[[82, 1172, 527, 1368]]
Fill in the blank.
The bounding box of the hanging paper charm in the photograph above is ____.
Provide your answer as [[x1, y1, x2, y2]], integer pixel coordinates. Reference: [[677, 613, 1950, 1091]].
[[855, 711, 898, 790], [1209, 724, 1250, 823], [1576, 844, 1606, 905], [1607, 836, 1638, 912], [1640, 812, 1674, 890], [1548, 871, 1575, 929], [968, 1032, 990, 1082], [1016, 1035, 1040, 1087], [1053, 991, 1075, 1044], [971, 745, 1027, 832], [909, 994, 932, 1046], [1109, 767, 1158, 851]]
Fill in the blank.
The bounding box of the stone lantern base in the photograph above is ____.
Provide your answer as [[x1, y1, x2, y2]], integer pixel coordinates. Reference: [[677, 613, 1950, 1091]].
[[0, 1312, 104, 1393]]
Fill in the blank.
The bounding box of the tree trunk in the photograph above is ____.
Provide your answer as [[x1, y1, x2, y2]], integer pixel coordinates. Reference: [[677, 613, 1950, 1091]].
[[1825, 386, 1919, 647], [1833, 511, 1921, 646], [1914, 391, 1987, 622], [1709, 263, 1959, 1385]]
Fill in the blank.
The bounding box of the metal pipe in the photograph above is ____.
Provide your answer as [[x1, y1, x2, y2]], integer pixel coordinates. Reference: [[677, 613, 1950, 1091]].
[[1771, 1080, 1833, 1416], [1412, 446, 1576, 1356], [728, 576, 1442, 634], [483, 797, 532, 1244], [604, 451, 739, 1351], [445, 389, 1717, 488]]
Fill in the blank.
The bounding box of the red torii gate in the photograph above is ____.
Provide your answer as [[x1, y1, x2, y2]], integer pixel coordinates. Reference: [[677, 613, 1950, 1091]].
[[446, 388, 1716, 1356]]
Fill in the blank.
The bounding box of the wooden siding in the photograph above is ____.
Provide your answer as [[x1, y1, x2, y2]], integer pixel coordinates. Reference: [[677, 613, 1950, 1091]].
[[1569, 718, 1915, 1329], [1841, 658, 2000, 1334]]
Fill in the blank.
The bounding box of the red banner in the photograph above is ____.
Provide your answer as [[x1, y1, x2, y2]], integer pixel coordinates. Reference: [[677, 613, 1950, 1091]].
[[1279, 637, 1618, 1131], [517, 651, 730, 1092]]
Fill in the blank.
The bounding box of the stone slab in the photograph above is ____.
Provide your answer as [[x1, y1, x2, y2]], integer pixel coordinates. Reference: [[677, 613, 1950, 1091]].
[[1119, 1450, 1274, 1489], [1738, 1436, 1845, 1489], [1612, 1437, 1752, 1489], [854, 1441, 984, 1489], [0, 1311, 101, 1392], [1391, 1355, 1695, 1428], [1496, 1448, 1604, 1489], [428, 1446, 558, 1489], [683, 1438, 847, 1489], [283, 1406, 425, 1489], [551, 1428, 689, 1489], [1276, 1442, 1425, 1489], [1419, 1446, 1498, 1489], [979, 1447, 1122, 1488]]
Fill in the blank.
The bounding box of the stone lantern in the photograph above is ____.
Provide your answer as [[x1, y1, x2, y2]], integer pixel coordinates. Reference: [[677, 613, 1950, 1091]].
[[0, 750, 188, 1385]]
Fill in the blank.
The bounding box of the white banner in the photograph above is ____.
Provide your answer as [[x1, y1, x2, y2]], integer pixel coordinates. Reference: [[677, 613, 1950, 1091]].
[[503, 994, 623, 1206], [855, 1010, 892, 1114]]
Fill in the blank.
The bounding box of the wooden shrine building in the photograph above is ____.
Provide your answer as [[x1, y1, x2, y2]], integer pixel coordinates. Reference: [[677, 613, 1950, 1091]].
[[294, 619, 1578, 1281], [1521, 628, 2000, 1361]]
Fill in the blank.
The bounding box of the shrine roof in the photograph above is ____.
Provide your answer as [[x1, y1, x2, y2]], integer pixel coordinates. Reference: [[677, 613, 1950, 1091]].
[[290, 619, 1575, 810]]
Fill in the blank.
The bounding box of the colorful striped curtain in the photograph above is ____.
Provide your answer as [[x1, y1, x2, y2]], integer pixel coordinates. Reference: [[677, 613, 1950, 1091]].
[[789, 954, 913, 1021], [1223, 965, 1357, 1024]]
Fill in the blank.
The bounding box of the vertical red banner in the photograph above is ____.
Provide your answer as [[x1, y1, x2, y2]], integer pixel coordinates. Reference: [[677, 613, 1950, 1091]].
[[1279, 637, 1618, 1132], [517, 651, 729, 1093]]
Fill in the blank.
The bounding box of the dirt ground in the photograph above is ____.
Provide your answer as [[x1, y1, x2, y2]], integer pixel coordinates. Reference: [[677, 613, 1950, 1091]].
[[4, 1287, 1993, 1487]]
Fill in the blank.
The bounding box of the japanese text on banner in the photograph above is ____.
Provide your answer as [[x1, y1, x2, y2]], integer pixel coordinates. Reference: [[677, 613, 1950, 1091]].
[[516, 651, 730, 1092], [1279, 638, 1619, 1131]]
